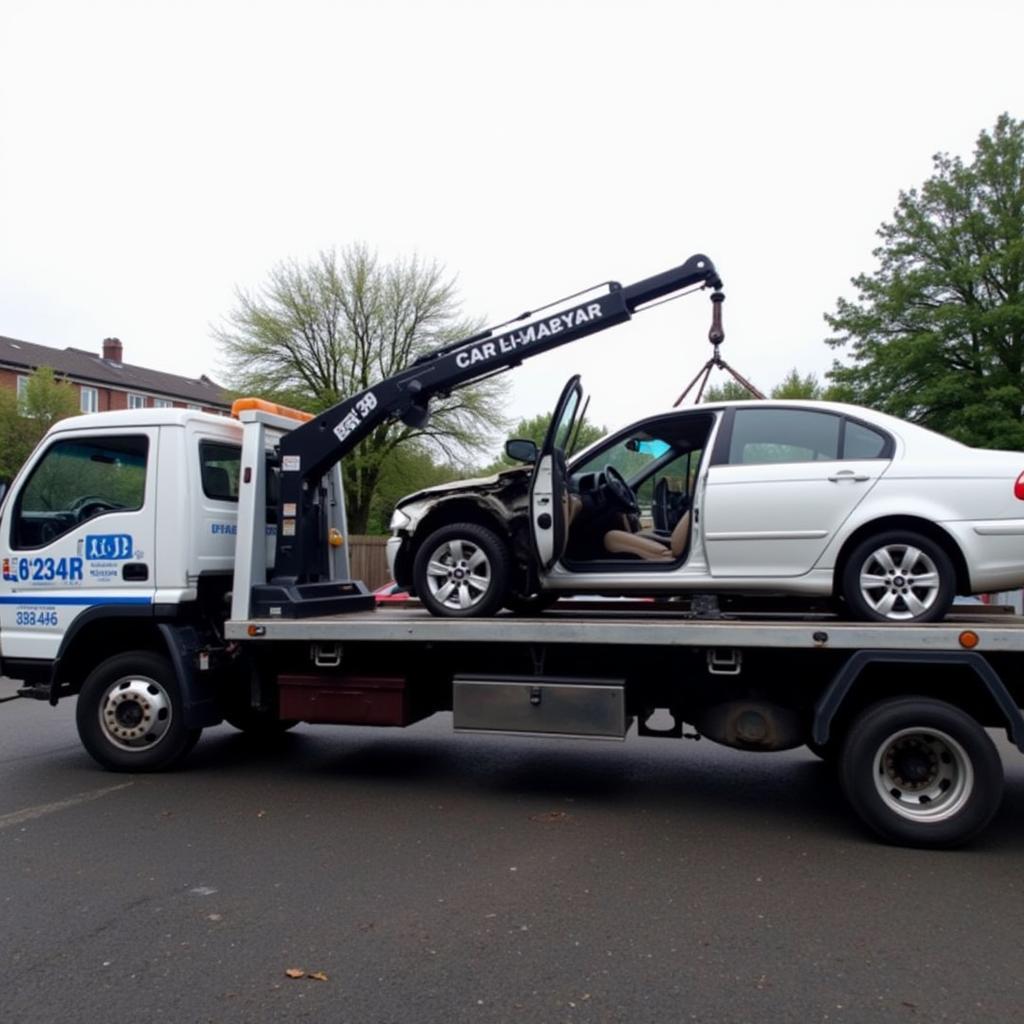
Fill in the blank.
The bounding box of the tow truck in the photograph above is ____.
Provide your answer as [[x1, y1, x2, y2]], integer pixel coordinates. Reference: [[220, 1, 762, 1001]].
[[2, 253, 1023, 848]]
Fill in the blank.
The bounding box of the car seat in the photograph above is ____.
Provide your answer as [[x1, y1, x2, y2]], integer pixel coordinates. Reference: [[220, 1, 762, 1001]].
[[602, 511, 690, 561]]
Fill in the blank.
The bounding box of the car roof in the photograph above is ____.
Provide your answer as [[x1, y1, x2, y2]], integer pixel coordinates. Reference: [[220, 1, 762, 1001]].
[[586, 398, 973, 458]]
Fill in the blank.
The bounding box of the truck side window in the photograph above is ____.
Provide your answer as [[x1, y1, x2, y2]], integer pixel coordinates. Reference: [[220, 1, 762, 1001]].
[[12, 436, 148, 550], [199, 441, 241, 502]]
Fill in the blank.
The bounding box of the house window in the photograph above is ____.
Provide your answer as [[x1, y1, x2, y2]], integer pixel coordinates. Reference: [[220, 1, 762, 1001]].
[[80, 386, 98, 413], [187, 404, 202, 411], [153, 398, 173, 408], [128, 393, 146, 409], [16, 376, 29, 407]]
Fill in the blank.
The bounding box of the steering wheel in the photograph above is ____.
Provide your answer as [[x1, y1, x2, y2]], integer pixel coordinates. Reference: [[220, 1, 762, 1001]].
[[604, 465, 639, 516], [70, 495, 119, 522]]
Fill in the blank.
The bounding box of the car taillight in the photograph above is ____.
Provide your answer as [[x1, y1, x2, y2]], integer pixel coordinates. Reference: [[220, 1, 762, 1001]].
[[1015, 472, 1024, 500]]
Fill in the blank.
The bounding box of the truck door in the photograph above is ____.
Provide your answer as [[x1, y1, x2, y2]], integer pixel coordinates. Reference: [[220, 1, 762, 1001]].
[[0, 429, 157, 661], [530, 375, 582, 571]]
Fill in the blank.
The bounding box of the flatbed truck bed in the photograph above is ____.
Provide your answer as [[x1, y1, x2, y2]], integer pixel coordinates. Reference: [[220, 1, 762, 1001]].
[[226, 603, 1024, 653]]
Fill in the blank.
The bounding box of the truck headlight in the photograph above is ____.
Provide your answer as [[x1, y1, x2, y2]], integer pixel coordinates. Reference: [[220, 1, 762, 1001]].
[[389, 508, 412, 531]]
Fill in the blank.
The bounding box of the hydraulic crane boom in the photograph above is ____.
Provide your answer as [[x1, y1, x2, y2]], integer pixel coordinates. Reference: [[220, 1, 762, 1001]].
[[258, 254, 722, 617]]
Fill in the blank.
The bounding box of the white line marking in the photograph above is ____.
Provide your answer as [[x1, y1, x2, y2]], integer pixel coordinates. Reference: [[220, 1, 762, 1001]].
[[0, 782, 134, 830]]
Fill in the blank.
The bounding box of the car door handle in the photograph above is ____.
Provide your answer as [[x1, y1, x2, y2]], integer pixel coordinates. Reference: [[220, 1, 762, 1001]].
[[827, 471, 870, 482]]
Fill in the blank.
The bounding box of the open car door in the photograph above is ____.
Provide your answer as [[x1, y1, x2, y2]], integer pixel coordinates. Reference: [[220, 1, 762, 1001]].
[[529, 375, 583, 571]]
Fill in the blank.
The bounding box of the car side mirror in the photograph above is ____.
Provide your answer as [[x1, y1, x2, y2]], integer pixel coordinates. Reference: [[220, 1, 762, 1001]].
[[505, 439, 538, 464]]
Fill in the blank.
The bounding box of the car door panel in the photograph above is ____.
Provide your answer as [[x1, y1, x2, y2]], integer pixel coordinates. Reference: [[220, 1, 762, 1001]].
[[530, 376, 581, 571], [703, 459, 887, 576]]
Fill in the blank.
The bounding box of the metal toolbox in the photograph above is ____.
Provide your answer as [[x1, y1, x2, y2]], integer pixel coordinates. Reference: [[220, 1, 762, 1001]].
[[453, 675, 629, 739]]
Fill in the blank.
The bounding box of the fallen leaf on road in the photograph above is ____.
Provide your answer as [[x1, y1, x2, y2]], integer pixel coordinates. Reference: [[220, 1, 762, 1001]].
[[285, 968, 305, 979], [530, 810, 570, 823], [307, 971, 328, 982]]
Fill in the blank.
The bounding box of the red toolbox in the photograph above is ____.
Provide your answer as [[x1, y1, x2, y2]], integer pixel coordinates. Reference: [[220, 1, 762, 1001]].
[[278, 673, 429, 727]]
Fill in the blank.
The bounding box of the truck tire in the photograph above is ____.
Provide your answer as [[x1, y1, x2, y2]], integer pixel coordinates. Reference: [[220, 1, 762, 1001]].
[[75, 651, 202, 772], [414, 522, 511, 618], [838, 697, 1003, 847], [840, 530, 955, 623]]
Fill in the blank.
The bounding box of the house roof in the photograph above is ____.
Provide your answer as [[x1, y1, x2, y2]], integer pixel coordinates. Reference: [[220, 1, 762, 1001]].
[[0, 334, 229, 408]]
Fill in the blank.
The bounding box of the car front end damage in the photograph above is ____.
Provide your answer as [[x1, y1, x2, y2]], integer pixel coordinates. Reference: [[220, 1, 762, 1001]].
[[386, 467, 532, 592]]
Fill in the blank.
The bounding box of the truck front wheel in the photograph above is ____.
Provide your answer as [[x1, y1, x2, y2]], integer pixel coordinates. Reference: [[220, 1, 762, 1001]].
[[838, 697, 1003, 847], [76, 652, 201, 772]]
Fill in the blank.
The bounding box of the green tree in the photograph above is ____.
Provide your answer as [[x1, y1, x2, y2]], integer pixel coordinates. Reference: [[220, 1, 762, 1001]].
[[215, 245, 508, 532], [0, 367, 80, 480], [700, 378, 758, 403], [469, 411, 607, 476], [826, 113, 1024, 447], [770, 369, 825, 399], [364, 447, 468, 534], [501, 412, 606, 461]]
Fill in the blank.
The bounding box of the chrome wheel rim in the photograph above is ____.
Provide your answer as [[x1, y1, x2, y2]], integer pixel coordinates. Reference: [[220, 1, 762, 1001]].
[[858, 543, 941, 620], [872, 727, 973, 823], [98, 676, 173, 752], [424, 538, 492, 611]]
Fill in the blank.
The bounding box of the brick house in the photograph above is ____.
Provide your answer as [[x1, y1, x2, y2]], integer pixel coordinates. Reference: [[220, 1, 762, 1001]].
[[0, 335, 229, 414]]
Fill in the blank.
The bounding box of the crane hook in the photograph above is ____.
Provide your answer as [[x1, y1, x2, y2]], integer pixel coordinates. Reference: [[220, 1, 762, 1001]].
[[708, 290, 725, 347]]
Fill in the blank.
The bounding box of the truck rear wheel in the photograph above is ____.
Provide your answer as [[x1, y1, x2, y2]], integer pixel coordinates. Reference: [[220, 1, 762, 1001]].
[[838, 697, 1003, 847], [76, 651, 201, 772]]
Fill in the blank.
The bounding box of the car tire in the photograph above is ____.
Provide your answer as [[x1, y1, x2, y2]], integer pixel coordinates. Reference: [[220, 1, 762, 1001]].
[[841, 530, 955, 623], [837, 697, 1003, 847], [414, 522, 511, 618], [76, 651, 202, 772]]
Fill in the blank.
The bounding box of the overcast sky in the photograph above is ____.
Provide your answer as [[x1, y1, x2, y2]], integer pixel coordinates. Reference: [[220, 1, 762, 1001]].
[[1, 0, 1021, 442]]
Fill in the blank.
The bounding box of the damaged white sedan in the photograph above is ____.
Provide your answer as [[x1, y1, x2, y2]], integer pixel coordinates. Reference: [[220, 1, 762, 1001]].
[[388, 377, 1024, 622]]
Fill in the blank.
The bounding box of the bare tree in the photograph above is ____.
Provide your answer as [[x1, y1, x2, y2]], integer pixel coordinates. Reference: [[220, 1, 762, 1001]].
[[215, 245, 507, 532]]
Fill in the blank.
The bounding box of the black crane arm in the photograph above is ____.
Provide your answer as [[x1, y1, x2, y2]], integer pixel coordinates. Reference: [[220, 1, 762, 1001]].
[[267, 254, 721, 599]]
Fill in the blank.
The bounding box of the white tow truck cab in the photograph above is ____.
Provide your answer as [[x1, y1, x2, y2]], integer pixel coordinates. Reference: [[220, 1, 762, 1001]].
[[3, 253, 1024, 848], [0, 400, 346, 733]]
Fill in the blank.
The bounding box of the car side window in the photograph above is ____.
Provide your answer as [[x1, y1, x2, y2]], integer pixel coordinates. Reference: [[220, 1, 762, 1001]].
[[636, 449, 700, 504], [12, 435, 148, 549], [728, 409, 840, 465], [844, 420, 889, 459]]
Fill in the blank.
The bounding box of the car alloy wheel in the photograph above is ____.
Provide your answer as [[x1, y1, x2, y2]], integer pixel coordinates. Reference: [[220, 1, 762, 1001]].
[[413, 522, 511, 617], [841, 530, 955, 624], [858, 542, 941, 621], [424, 537, 493, 612]]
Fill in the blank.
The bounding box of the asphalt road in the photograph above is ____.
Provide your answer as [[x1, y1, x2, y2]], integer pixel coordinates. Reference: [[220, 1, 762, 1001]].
[[2, 678, 1023, 1024]]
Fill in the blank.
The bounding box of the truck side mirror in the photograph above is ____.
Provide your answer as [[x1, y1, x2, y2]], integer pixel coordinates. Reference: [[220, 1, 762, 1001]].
[[504, 439, 538, 465]]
